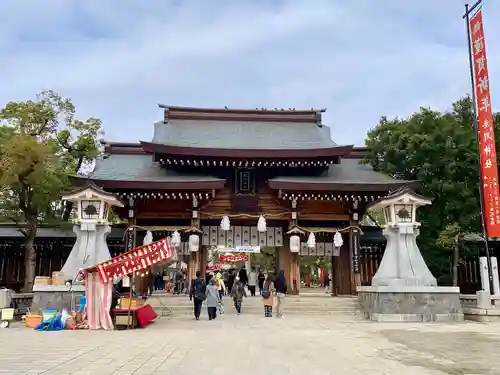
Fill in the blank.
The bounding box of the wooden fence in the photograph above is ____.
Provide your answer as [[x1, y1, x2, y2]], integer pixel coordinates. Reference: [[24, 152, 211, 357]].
[[0, 235, 492, 294], [0, 237, 125, 291]]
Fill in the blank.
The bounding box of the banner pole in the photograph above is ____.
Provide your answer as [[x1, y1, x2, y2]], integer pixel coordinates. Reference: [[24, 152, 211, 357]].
[[464, 2, 494, 294]]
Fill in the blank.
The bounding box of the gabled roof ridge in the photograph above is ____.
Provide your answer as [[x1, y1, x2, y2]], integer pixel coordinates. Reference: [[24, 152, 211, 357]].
[[158, 104, 326, 114], [100, 140, 147, 155]]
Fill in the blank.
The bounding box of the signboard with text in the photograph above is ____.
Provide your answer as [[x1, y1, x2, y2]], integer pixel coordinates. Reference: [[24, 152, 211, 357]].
[[470, 9, 500, 238]]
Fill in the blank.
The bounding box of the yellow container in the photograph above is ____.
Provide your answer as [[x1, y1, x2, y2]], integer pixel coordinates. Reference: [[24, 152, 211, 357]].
[[1, 308, 14, 321], [42, 310, 57, 322]]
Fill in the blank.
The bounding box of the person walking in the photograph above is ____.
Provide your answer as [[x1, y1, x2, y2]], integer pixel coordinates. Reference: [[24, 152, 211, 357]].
[[248, 267, 257, 297], [257, 269, 265, 295], [262, 275, 275, 317], [227, 269, 236, 294], [189, 271, 206, 320], [238, 266, 248, 286], [174, 270, 183, 295], [275, 269, 287, 318], [230, 276, 247, 314], [215, 272, 226, 297], [215, 272, 226, 315], [324, 271, 331, 294], [205, 277, 221, 320]]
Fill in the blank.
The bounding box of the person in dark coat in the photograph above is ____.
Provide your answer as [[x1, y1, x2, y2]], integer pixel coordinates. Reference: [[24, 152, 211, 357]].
[[238, 267, 248, 286], [257, 269, 265, 295], [189, 271, 206, 320], [275, 269, 287, 318], [227, 269, 236, 294]]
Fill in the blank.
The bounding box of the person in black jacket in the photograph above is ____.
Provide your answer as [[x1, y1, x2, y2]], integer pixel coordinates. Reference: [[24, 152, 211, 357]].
[[189, 271, 206, 320], [238, 267, 248, 286], [275, 269, 287, 318]]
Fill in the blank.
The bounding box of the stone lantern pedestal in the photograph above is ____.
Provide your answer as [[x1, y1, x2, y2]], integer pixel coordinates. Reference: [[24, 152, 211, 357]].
[[31, 184, 123, 313], [357, 188, 463, 322]]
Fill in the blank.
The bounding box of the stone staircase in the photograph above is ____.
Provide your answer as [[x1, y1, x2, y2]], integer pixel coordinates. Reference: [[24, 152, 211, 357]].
[[147, 291, 359, 317]]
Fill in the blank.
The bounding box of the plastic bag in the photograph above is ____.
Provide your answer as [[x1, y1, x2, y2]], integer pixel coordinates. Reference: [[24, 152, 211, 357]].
[[61, 309, 69, 325]]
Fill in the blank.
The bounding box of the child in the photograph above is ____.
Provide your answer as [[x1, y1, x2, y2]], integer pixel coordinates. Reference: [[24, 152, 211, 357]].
[[215, 272, 226, 315]]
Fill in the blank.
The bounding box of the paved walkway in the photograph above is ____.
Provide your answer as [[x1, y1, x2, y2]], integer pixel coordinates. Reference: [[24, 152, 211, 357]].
[[1, 313, 499, 375]]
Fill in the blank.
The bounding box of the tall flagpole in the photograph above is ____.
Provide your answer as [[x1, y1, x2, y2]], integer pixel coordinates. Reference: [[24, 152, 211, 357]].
[[464, 1, 494, 294]]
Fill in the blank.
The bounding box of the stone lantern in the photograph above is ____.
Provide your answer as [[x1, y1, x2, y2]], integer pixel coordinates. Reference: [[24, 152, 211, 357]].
[[371, 187, 436, 287], [356, 188, 463, 322], [60, 184, 124, 281]]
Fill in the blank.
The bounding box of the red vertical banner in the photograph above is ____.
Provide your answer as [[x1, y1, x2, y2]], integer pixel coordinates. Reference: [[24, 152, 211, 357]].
[[470, 9, 500, 238]]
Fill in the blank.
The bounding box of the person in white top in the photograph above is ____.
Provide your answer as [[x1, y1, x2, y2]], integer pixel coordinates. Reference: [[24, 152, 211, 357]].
[[248, 267, 258, 296]]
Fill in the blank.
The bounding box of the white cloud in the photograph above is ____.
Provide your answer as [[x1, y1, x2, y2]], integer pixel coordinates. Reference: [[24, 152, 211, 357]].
[[1, 0, 499, 145]]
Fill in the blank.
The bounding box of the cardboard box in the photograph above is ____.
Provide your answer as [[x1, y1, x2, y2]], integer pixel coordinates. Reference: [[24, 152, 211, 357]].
[[119, 297, 145, 309], [34, 277, 52, 286], [51, 271, 66, 285]]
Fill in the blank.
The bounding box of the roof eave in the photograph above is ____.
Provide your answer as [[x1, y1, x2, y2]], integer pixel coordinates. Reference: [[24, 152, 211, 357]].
[[267, 180, 419, 192], [140, 141, 353, 159], [71, 176, 226, 191]]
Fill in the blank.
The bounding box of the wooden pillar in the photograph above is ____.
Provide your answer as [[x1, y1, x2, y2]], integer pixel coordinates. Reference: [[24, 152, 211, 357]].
[[187, 196, 203, 286], [290, 251, 300, 295], [349, 200, 361, 294], [277, 245, 296, 293], [286, 199, 301, 294], [199, 246, 207, 279]]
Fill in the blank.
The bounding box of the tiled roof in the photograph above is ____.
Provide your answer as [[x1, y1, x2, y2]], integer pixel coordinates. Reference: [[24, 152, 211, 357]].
[[268, 158, 416, 191], [152, 120, 338, 150], [85, 154, 225, 189]]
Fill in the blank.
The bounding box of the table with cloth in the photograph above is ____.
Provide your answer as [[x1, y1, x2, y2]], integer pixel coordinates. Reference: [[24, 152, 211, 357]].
[[111, 304, 158, 329]]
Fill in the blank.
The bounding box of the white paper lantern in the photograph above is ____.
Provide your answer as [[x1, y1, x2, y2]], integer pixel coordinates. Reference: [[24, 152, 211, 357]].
[[143, 231, 153, 246], [220, 215, 231, 231], [189, 234, 200, 252], [289, 235, 300, 253], [171, 230, 181, 247], [307, 232, 316, 248], [334, 231, 344, 248], [257, 215, 267, 232]]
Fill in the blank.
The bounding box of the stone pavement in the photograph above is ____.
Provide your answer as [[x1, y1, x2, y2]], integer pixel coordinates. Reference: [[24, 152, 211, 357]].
[[1, 312, 500, 375]]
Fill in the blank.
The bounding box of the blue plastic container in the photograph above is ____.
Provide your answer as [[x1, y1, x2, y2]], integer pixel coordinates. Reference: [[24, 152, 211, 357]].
[[42, 309, 57, 322]]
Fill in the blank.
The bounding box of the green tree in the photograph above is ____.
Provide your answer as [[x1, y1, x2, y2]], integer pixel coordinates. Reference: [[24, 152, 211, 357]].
[[0, 91, 103, 291], [363, 96, 499, 284]]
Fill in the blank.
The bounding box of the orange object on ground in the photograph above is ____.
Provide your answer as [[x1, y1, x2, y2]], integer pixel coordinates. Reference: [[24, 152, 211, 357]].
[[25, 315, 42, 328]]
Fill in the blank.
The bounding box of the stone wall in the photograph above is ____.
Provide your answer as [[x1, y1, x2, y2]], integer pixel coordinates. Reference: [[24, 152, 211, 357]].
[[357, 286, 463, 322], [31, 291, 84, 313]]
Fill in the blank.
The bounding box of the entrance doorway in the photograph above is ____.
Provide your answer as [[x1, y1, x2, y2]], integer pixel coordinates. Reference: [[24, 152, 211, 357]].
[[300, 255, 331, 294], [250, 247, 277, 275]]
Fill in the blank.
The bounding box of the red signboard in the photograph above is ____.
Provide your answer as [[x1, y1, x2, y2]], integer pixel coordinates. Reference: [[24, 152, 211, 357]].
[[470, 10, 500, 238], [219, 254, 248, 263], [87, 238, 174, 284]]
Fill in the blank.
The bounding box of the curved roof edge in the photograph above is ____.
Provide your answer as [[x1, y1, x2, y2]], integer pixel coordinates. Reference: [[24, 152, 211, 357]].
[[140, 141, 354, 159], [70, 176, 226, 191], [268, 180, 419, 192]]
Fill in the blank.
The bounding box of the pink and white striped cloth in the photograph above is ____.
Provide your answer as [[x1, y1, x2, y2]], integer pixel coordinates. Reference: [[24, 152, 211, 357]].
[[85, 272, 113, 330]]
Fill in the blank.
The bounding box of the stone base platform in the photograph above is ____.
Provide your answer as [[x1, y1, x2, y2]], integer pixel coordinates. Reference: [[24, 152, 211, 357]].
[[463, 307, 500, 322], [31, 285, 85, 313], [357, 286, 463, 322]]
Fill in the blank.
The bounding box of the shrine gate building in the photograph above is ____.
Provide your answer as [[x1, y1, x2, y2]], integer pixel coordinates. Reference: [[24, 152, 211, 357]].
[[78, 105, 416, 295]]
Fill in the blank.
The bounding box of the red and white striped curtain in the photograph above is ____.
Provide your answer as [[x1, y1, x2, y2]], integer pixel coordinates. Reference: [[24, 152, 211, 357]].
[[85, 272, 113, 330]]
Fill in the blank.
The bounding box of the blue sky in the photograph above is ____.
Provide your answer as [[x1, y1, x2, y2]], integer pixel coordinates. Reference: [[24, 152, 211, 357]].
[[1, 0, 499, 146]]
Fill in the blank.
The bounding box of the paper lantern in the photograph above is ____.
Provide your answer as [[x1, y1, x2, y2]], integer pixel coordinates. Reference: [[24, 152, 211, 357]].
[[334, 231, 343, 248], [189, 234, 200, 252], [307, 232, 316, 248], [257, 215, 267, 232], [171, 230, 181, 247], [289, 235, 300, 253], [220, 215, 231, 231]]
